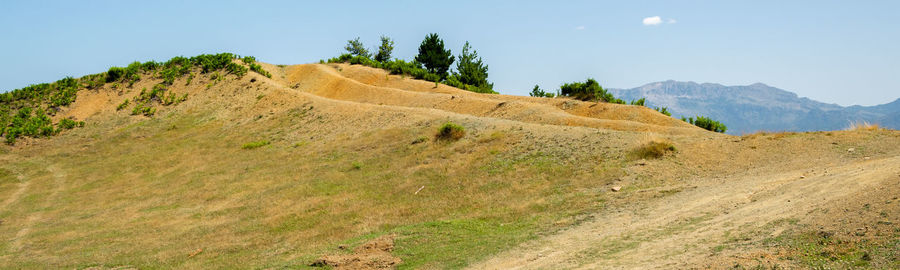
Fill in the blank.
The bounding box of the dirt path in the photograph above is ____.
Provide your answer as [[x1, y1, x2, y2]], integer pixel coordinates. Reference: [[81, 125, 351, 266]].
[[469, 155, 900, 269]]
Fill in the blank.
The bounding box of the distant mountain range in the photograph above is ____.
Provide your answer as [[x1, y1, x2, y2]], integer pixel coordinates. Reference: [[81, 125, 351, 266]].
[[608, 81, 900, 134]]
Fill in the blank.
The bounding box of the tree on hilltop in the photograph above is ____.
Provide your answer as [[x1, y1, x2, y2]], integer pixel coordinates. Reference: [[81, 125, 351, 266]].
[[415, 33, 454, 79], [375, 35, 394, 62], [344, 37, 370, 58], [454, 41, 492, 91]]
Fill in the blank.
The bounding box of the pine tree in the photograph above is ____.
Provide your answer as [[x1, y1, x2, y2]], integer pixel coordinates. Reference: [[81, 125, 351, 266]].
[[454, 41, 492, 90], [344, 37, 370, 58], [414, 33, 454, 79], [375, 35, 394, 62]]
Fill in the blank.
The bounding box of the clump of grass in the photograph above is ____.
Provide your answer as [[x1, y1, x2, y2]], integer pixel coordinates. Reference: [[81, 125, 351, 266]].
[[847, 121, 882, 131], [630, 139, 676, 160], [411, 136, 428, 144], [116, 99, 130, 111], [435, 122, 465, 141], [241, 140, 270, 149]]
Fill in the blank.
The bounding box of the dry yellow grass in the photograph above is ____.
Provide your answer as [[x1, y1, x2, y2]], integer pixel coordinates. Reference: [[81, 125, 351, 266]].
[[1, 62, 899, 269], [847, 120, 882, 131], [629, 138, 676, 160]]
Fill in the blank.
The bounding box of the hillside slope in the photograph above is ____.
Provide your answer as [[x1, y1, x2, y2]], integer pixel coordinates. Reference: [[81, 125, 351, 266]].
[[1, 61, 898, 269], [609, 81, 900, 134]]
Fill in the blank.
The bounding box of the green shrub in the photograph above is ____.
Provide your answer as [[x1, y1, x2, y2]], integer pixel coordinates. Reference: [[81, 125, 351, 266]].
[[654, 106, 671, 116], [116, 99, 130, 111], [141, 61, 160, 72], [691, 116, 727, 133], [226, 63, 248, 77], [131, 102, 145, 115], [2, 107, 56, 144], [242, 140, 270, 149], [242, 56, 257, 64], [559, 78, 623, 103], [435, 122, 466, 141], [57, 118, 78, 130], [630, 98, 645, 106], [49, 77, 79, 107], [106, 67, 125, 82], [249, 63, 272, 78], [529, 85, 554, 98]]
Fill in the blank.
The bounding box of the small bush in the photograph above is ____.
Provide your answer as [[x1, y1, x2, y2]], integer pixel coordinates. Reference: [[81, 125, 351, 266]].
[[692, 116, 727, 133], [106, 67, 125, 82], [56, 118, 78, 131], [529, 85, 554, 98], [242, 140, 270, 149], [435, 122, 465, 141], [654, 106, 671, 116], [631, 140, 676, 160], [116, 99, 130, 111], [226, 63, 247, 77], [249, 63, 272, 78], [559, 78, 623, 103], [630, 98, 645, 106]]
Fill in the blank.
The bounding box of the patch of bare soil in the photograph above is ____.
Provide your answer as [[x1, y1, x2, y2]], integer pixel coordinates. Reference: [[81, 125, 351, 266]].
[[311, 235, 402, 270]]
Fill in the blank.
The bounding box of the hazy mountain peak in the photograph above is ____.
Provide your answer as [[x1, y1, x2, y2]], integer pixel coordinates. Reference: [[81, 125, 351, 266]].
[[609, 81, 900, 134]]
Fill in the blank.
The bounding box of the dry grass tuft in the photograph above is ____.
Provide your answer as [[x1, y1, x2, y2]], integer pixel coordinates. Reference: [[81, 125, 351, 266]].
[[630, 139, 676, 160], [846, 121, 881, 131], [435, 122, 466, 141]]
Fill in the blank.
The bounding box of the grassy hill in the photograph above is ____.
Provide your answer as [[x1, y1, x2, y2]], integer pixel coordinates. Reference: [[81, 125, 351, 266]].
[[1, 56, 898, 269]]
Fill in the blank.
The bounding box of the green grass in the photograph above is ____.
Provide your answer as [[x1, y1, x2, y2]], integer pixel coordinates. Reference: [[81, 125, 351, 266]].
[[241, 140, 270, 149], [762, 230, 898, 269], [391, 218, 537, 269]]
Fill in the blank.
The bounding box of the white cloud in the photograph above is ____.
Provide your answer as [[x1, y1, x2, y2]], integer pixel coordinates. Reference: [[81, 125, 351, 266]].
[[667, 19, 677, 24], [642, 16, 662, 26], [575, 25, 586, 30]]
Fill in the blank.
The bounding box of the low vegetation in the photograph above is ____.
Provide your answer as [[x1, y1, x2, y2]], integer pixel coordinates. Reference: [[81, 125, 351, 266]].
[[529, 85, 555, 98], [683, 116, 727, 133], [630, 139, 676, 159], [654, 106, 671, 116], [559, 78, 623, 103], [847, 121, 882, 131], [242, 140, 271, 149], [1, 52, 270, 145], [435, 122, 466, 141]]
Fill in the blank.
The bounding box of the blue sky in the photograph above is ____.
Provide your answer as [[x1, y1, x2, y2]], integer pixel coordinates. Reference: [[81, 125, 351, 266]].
[[1, 0, 898, 106]]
